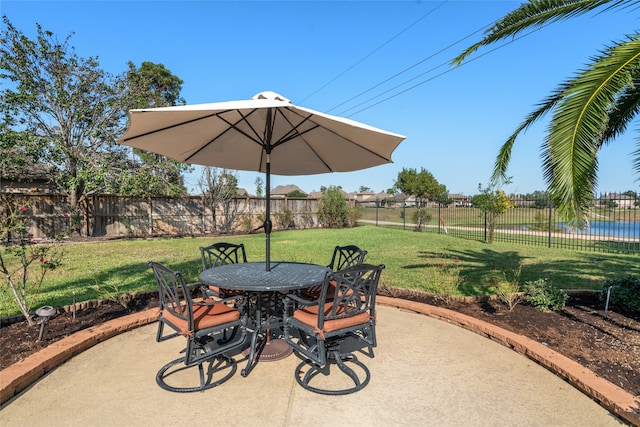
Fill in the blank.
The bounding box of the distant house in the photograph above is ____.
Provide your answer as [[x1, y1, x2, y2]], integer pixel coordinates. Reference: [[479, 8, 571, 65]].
[[352, 191, 376, 202], [270, 184, 306, 198], [599, 193, 638, 209], [393, 193, 416, 207], [308, 188, 348, 200], [0, 160, 58, 194], [449, 193, 472, 207]]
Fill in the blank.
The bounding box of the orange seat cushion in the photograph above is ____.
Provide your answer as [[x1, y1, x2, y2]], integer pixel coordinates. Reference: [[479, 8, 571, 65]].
[[162, 301, 240, 335], [293, 303, 370, 334], [207, 285, 244, 297], [302, 280, 347, 300]]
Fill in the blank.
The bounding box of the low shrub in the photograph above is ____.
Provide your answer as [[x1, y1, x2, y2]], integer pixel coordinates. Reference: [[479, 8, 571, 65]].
[[524, 279, 568, 311], [601, 276, 640, 312], [496, 267, 523, 311]]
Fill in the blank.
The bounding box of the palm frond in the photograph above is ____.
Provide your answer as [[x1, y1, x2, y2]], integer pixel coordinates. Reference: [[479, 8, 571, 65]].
[[600, 61, 640, 145], [542, 36, 640, 224], [492, 89, 567, 183], [633, 138, 640, 176], [452, 0, 631, 65]]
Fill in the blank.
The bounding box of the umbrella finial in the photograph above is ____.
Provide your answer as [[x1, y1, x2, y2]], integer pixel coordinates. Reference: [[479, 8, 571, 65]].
[[252, 91, 290, 103]]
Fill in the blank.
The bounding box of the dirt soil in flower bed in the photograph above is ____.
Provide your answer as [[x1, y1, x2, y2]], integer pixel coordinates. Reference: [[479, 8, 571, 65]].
[[1, 291, 639, 398]]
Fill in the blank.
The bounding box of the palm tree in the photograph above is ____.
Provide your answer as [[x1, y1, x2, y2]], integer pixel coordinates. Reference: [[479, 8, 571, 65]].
[[452, 0, 640, 226]]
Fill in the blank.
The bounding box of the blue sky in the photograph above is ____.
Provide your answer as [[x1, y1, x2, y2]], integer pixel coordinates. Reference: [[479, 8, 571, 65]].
[[3, 1, 639, 196]]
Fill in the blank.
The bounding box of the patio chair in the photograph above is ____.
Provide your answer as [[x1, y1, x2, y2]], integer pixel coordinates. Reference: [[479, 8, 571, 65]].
[[283, 263, 385, 395], [199, 242, 247, 298], [149, 261, 247, 392], [301, 245, 368, 300]]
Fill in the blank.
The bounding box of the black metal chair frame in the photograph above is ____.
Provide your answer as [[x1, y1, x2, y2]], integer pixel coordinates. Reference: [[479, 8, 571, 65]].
[[302, 245, 367, 300], [328, 245, 368, 271], [199, 242, 248, 298], [149, 261, 247, 393], [283, 263, 385, 395]]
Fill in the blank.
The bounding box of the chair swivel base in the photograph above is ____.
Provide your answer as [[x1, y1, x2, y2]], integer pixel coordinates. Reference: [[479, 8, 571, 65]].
[[294, 351, 371, 395], [156, 355, 237, 393]]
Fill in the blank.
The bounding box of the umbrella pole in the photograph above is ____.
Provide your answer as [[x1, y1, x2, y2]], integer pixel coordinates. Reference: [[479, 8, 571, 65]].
[[265, 156, 271, 271]]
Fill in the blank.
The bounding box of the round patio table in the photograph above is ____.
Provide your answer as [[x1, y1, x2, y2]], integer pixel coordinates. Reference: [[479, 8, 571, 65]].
[[199, 261, 330, 376]]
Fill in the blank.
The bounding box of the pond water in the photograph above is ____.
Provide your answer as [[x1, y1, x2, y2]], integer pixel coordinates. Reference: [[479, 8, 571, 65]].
[[558, 221, 640, 239]]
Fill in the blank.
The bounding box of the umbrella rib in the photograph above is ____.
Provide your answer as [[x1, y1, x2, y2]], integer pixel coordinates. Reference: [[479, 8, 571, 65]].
[[272, 108, 392, 171], [273, 110, 333, 172], [121, 111, 224, 143], [184, 108, 267, 165], [268, 109, 313, 147], [266, 109, 333, 172]]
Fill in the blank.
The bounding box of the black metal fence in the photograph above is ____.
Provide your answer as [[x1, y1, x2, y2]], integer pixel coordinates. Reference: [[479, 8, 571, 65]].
[[356, 192, 640, 255]]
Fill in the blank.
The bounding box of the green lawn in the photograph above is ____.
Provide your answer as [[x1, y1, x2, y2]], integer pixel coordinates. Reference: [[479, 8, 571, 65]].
[[2, 225, 638, 317]]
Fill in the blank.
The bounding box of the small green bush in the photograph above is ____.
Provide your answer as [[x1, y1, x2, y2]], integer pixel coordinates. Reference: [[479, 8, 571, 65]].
[[273, 207, 294, 230], [496, 267, 523, 311], [317, 186, 349, 228], [524, 279, 568, 311], [347, 205, 362, 228], [601, 276, 640, 312]]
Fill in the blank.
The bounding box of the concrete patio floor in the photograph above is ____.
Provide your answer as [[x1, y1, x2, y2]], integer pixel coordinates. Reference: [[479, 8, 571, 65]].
[[0, 299, 636, 426]]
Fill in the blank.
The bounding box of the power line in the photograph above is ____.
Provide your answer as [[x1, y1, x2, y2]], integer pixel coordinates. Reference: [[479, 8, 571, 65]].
[[326, 21, 489, 115], [342, 26, 546, 118], [298, 0, 449, 104]]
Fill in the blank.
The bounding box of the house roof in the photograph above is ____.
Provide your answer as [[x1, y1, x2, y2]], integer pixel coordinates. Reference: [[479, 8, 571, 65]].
[[1, 156, 54, 182], [449, 193, 470, 199], [271, 184, 304, 195]]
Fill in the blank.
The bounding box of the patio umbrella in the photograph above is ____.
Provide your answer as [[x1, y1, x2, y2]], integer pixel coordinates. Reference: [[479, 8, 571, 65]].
[[118, 91, 406, 271]]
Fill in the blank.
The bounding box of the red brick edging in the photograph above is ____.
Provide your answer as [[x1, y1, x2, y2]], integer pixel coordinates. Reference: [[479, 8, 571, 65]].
[[1, 298, 638, 425]]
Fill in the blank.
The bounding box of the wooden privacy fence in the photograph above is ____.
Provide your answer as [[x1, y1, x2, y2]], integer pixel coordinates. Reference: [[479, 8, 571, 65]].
[[1, 194, 321, 240]]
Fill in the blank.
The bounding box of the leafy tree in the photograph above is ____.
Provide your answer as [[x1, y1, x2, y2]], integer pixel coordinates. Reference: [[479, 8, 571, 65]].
[[317, 186, 349, 228], [394, 167, 447, 230], [412, 208, 432, 232], [394, 168, 447, 206], [254, 176, 264, 197], [124, 61, 185, 109], [198, 167, 240, 234], [0, 17, 190, 217], [119, 61, 191, 196], [472, 181, 515, 243], [359, 185, 372, 192], [1, 17, 127, 215], [287, 189, 307, 198], [452, 0, 640, 227]]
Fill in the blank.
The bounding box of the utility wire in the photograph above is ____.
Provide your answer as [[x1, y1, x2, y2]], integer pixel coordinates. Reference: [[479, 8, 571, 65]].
[[342, 26, 547, 118], [298, 0, 449, 104], [328, 22, 489, 115]]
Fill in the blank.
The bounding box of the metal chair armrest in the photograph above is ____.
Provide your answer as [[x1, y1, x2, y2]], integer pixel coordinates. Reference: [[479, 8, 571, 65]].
[[186, 282, 246, 306], [283, 292, 320, 316]]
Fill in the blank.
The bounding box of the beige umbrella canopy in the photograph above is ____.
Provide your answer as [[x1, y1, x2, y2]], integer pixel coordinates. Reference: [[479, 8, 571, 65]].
[[119, 91, 406, 270]]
